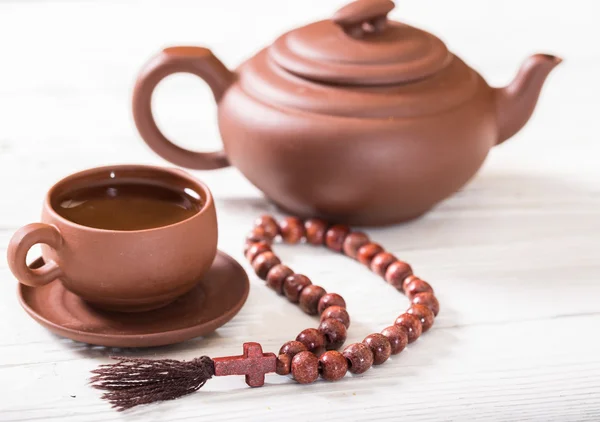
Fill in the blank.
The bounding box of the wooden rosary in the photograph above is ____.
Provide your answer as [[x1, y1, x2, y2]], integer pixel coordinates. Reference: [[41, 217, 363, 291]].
[[244, 215, 439, 382], [91, 215, 439, 410]]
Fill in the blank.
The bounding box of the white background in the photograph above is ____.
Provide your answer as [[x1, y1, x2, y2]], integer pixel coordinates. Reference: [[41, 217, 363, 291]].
[[0, 0, 599, 421]]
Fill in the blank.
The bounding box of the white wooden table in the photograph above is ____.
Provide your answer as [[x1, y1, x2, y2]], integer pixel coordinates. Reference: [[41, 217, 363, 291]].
[[1, 1, 599, 420]]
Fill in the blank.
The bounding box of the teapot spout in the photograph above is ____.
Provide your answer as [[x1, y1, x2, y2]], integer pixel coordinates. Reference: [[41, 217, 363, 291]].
[[494, 54, 562, 144]]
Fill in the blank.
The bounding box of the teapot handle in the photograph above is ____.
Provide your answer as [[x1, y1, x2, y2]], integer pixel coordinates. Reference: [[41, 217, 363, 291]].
[[132, 47, 234, 170]]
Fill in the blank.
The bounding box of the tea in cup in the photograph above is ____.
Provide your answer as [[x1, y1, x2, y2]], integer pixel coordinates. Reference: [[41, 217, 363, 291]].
[[7, 165, 218, 312]]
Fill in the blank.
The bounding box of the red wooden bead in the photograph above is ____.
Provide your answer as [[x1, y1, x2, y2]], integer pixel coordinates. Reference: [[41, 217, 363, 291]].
[[299, 285, 327, 315], [403, 276, 434, 298], [357, 243, 384, 266], [394, 313, 423, 343], [318, 318, 348, 350], [283, 274, 312, 303], [342, 343, 374, 374], [276, 353, 292, 375], [296, 328, 326, 354], [252, 252, 281, 280], [291, 351, 319, 384], [320, 305, 350, 329], [407, 304, 435, 332], [381, 325, 408, 355], [325, 224, 351, 252], [245, 241, 271, 263], [370, 252, 397, 277], [412, 292, 440, 316], [246, 226, 272, 244], [342, 232, 370, 259], [319, 351, 348, 381], [363, 333, 392, 365], [266, 264, 294, 294], [318, 293, 346, 315], [304, 218, 328, 245], [279, 340, 307, 357], [254, 215, 279, 239], [279, 217, 304, 244], [385, 260, 413, 290]]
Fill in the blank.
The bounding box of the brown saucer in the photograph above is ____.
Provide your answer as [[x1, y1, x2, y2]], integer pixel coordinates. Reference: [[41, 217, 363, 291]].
[[17, 251, 249, 348]]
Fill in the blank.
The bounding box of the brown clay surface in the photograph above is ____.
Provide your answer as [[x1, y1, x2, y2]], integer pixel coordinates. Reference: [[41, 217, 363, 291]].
[[131, 0, 561, 225], [18, 251, 249, 348], [8, 165, 218, 312]]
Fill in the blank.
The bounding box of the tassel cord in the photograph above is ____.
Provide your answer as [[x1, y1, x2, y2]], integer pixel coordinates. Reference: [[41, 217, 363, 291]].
[[90, 356, 214, 411]]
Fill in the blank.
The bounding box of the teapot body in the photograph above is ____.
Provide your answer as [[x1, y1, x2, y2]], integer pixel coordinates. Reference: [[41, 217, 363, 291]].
[[131, 0, 560, 226], [218, 64, 496, 225]]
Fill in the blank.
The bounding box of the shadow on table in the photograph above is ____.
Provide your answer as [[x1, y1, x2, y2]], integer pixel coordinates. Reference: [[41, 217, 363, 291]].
[[217, 170, 596, 225], [62, 329, 224, 359], [445, 170, 597, 209]]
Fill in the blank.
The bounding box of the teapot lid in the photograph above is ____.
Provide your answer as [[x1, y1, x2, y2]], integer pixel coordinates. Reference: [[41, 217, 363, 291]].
[[269, 0, 452, 85]]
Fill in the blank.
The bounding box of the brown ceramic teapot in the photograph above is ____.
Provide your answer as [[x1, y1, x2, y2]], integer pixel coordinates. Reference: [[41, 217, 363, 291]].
[[132, 0, 561, 226]]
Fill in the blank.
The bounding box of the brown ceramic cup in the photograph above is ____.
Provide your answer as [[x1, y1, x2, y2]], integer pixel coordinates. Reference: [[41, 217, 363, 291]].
[[7, 165, 218, 312]]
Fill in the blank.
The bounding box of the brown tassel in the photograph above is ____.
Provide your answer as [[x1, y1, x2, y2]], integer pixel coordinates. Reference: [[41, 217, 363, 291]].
[[90, 355, 214, 411]]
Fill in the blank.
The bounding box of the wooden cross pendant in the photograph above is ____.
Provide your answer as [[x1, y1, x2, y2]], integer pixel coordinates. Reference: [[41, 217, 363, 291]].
[[213, 342, 277, 387]]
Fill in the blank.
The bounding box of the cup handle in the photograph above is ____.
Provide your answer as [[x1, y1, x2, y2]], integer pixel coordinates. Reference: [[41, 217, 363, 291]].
[[7, 223, 64, 287], [132, 46, 234, 170]]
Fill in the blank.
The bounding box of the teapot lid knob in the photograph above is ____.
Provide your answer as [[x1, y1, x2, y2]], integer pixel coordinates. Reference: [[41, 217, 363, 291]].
[[332, 0, 395, 38], [269, 0, 450, 85]]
